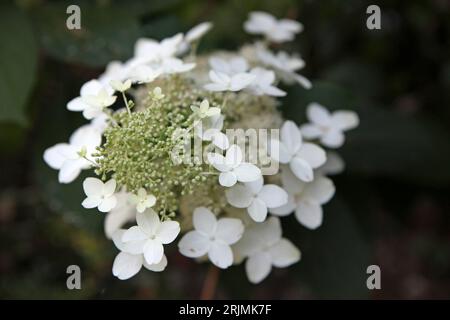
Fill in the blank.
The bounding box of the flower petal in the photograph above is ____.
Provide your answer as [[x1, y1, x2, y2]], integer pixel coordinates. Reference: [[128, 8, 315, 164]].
[[268, 139, 291, 164], [269, 194, 296, 216], [208, 242, 233, 269], [296, 143, 326, 169], [269, 239, 301, 268], [247, 198, 268, 222], [295, 201, 323, 229], [331, 111, 359, 131], [303, 176, 335, 204], [112, 252, 143, 280], [225, 184, 254, 208], [306, 103, 331, 126], [43, 143, 73, 169], [178, 231, 210, 258], [244, 176, 263, 194], [136, 209, 160, 236], [225, 144, 243, 167], [299, 124, 322, 139], [98, 195, 117, 212], [258, 185, 288, 209], [83, 177, 104, 197], [58, 160, 83, 183], [289, 157, 314, 182], [281, 121, 302, 154], [245, 252, 272, 284], [207, 152, 229, 172], [143, 239, 164, 265], [320, 129, 345, 148], [143, 254, 167, 272], [157, 220, 180, 244], [193, 207, 217, 236], [219, 171, 237, 187], [82, 196, 101, 209], [215, 218, 244, 245], [234, 163, 261, 183]]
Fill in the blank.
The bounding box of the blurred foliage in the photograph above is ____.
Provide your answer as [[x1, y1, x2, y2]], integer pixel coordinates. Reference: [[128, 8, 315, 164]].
[[1, 0, 450, 299]]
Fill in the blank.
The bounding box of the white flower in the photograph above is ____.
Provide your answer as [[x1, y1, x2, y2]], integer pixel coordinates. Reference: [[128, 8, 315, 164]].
[[209, 56, 249, 75], [204, 70, 255, 92], [208, 144, 262, 187], [190, 99, 220, 122], [104, 190, 136, 239], [195, 114, 229, 150], [134, 33, 183, 63], [185, 22, 212, 43], [257, 47, 311, 89], [82, 177, 117, 212], [127, 64, 162, 84], [246, 67, 286, 97], [110, 79, 131, 92], [300, 103, 360, 148], [178, 207, 244, 269], [160, 57, 195, 74], [244, 11, 303, 43], [130, 188, 156, 213], [43, 124, 101, 183], [112, 230, 167, 280], [233, 217, 300, 284], [270, 167, 335, 229], [152, 87, 165, 100], [121, 210, 180, 265], [226, 177, 288, 222], [98, 60, 132, 88], [67, 80, 117, 120], [270, 120, 326, 182]]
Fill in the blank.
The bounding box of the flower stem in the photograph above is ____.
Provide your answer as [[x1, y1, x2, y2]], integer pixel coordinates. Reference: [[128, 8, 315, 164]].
[[200, 265, 220, 300], [122, 92, 131, 115]]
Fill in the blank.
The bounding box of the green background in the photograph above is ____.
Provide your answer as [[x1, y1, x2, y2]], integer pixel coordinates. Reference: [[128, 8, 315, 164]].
[[0, 0, 449, 299]]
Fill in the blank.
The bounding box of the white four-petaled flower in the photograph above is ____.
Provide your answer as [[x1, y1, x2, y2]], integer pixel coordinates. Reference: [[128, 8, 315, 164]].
[[130, 188, 157, 213], [208, 144, 262, 187], [270, 121, 326, 182], [204, 70, 255, 92], [82, 177, 118, 212], [233, 217, 300, 284], [226, 177, 288, 222], [244, 11, 303, 43], [67, 80, 117, 119], [122, 210, 180, 265], [300, 103, 360, 148], [246, 67, 286, 97], [112, 229, 167, 280], [190, 99, 221, 122], [43, 124, 101, 183], [178, 207, 244, 269], [270, 167, 335, 229]]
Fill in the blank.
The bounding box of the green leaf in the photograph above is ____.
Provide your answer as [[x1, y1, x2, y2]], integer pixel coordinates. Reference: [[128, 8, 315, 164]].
[[0, 5, 37, 125], [31, 1, 141, 67]]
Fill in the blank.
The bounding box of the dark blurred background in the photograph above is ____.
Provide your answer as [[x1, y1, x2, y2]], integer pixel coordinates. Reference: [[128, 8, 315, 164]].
[[1, 0, 449, 299]]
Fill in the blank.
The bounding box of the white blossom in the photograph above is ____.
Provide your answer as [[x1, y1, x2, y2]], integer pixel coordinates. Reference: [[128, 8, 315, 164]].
[[190, 99, 220, 122], [233, 217, 300, 284], [67, 80, 117, 119], [257, 47, 311, 89], [133, 33, 183, 63], [110, 79, 131, 92], [178, 207, 244, 269], [112, 230, 167, 280], [204, 70, 255, 92], [208, 144, 262, 187], [270, 167, 335, 229], [270, 121, 326, 182], [43, 124, 101, 183], [226, 177, 288, 222], [82, 177, 117, 212], [122, 210, 180, 265], [300, 103, 360, 148], [246, 67, 286, 97], [209, 56, 249, 75], [130, 188, 156, 213], [244, 11, 303, 43]]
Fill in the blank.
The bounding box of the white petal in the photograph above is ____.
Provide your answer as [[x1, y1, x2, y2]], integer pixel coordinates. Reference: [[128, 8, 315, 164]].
[[293, 74, 312, 89], [157, 220, 180, 244], [143, 254, 167, 272], [136, 209, 160, 236], [178, 231, 210, 258], [268, 139, 291, 164], [219, 171, 237, 187], [208, 242, 233, 269], [289, 157, 314, 182], [321, 129, 345, 148], [307, 103, 331, 126], [244, 176, 263, 194], [234, 163, 261, 182], [82, 196, 101, 209], [300, 124, 322, 139], [143, 239, 164, 265], [83, 177, 104, 197], [245, 252, 272, 284], [258, 185, 288, 208], [269, 239, 301, 268], [247, 198, 268, 222], [43, 143, 72, 169], [58, 159, 83, 183], [112, 229, 127, 252], [215, 218, 244, 245], [280, 166, 306, 194], [269, 194, 296, 216], [225, 184, 254, 208], [229, 73, 256, 91], [295, 201, 323, 229], [112, 252, 143, 280], [303, 176, 335, 204], [331, 111, 359, 131], [281, 121, 302, 154], [193, 207, 217, 236], [296, 143, 326, 169], [207, 152, 229, 172], [225, 144, 242, 167], [98, 195, 117, 212], [67, 97, 87, 111], [259, 217, 282, 245], [204, 83, 228, 92], [102, 179, 116, 197], [211, 132, 229, 150]]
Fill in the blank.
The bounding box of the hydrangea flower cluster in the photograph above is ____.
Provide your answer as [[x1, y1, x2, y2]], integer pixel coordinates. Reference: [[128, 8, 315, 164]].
[[43, 12, 359, 284]]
